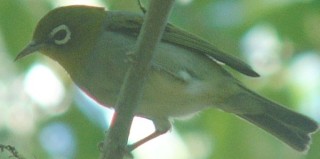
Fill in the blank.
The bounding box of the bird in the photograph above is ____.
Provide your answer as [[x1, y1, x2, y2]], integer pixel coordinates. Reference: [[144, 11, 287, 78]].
[[15, 5, 319, 152]]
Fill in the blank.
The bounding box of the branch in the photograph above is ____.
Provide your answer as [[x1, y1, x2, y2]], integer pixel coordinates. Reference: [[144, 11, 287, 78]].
[[99, 0, 175, 159], [0, 144, 24, 159]]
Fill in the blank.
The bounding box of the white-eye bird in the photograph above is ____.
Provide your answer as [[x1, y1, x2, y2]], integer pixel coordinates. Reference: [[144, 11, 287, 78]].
[[16, 5, 319, 152]]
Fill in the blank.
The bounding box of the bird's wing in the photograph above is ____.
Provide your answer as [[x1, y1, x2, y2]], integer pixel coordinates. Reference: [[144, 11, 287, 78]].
[[104, 11, 259, 77]]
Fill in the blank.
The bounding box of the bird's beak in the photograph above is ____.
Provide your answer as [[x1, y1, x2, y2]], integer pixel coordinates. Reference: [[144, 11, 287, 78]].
[[15, 41, 43, 61]]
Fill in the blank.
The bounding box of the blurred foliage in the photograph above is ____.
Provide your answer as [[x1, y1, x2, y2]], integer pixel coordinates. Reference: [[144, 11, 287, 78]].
[[1, 0, 319, 159]]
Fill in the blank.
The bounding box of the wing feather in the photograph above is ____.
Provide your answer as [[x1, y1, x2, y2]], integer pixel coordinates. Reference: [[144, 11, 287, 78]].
[[104, 11, 259, 77]]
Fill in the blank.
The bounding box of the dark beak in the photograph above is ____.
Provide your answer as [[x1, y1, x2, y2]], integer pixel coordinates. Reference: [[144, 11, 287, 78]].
[[15, 41, 43, 61]]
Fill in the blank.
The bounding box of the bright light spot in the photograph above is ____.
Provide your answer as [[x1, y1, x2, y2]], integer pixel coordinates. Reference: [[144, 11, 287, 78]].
[[184, 132, 212, 159], [51, 0, 105, 7], [177, 0, 193, 5], [128, 117, 155, 144], [6, 105, 35, 135], [289, 52, 320, 91], [241, 23, 282, 76], [133, 127, 191, 159], [288, 52, 320, 120], [39, 122, 76, 159], [24, 64, 65, 108], [299, 93, 320, 121]]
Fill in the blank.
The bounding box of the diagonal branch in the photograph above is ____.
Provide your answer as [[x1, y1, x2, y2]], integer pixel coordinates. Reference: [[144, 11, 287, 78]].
[[99, 0, 175, 159]]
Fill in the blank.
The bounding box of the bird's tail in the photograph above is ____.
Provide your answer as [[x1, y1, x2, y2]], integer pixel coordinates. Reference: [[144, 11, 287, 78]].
[[220, 86, 319, 152]]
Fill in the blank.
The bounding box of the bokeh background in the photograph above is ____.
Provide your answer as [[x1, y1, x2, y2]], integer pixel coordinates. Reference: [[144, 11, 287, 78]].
[[1, 0, 320, 159]]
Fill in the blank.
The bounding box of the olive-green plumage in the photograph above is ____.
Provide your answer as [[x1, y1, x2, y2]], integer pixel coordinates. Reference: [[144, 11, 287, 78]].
[[16, 5, 319, 151]]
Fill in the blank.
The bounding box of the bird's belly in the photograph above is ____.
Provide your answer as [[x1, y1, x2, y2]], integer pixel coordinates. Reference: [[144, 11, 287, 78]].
[[77, 68, 214, 119], [136, 71, 213, 119]]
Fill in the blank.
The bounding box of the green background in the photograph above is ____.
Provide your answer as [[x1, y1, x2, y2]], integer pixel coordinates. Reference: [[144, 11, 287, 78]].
[[0, 0, 319, 159]]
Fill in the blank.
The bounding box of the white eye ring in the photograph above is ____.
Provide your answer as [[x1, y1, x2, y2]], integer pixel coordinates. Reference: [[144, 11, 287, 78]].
[[50, 24, 71, 45]]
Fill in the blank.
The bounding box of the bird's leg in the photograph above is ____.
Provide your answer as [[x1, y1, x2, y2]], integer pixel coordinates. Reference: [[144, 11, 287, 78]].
[[126, 119, 171, 151], [126, 130, 167, 151]]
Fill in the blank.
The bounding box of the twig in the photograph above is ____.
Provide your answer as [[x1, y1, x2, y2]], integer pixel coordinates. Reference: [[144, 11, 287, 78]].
[[0, 144, 25, 159], [99, 0, 175, 159]]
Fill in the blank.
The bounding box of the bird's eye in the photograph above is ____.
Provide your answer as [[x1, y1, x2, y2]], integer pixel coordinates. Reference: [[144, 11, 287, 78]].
[[50, 24, 71, 45]]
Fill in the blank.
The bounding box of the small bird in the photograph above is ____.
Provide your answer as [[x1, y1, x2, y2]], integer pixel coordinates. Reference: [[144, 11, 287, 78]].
[[16, 5, 319, 152]]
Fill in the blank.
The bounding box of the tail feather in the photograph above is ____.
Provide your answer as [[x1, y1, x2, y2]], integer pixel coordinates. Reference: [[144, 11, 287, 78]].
[[261, 98, 319, 133], [221, 87, 319, 152], [238, 113, 314, 151]]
